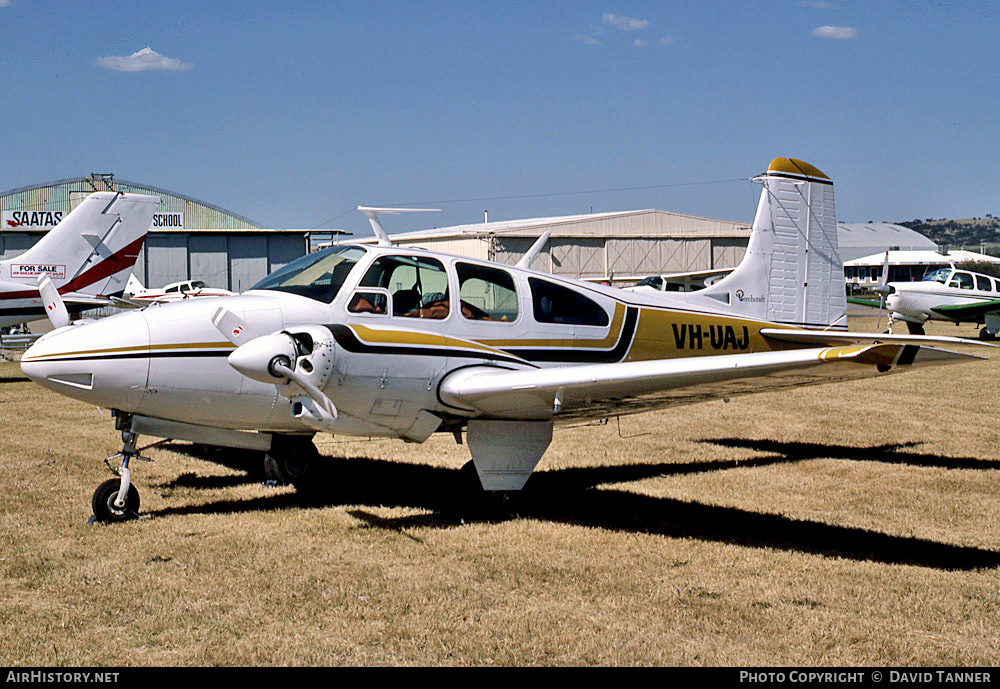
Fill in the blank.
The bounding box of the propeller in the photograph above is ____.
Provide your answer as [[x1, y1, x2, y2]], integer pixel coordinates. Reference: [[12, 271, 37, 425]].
[[37, 275, 70, 329], [211, 306, 338, 420], [871, 250, 894, 329]]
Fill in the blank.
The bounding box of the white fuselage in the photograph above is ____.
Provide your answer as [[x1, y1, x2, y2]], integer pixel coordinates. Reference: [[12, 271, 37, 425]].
[[885, 268, 1000, 324]]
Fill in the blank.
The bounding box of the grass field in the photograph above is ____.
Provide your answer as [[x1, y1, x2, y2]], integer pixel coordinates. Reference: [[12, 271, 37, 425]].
[[1, 317, 999, 666]]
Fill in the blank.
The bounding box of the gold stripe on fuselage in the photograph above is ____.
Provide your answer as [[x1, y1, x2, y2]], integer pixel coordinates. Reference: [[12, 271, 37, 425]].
[[21, 341, 235, 362]]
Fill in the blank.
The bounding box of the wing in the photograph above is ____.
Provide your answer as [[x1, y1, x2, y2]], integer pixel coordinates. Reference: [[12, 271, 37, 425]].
[[759, 328, 997, 348], [847, 297, 883, 309], [61, 293, 114, 307], [439, 343, 981, 422], [930, 299, 1000, 320]]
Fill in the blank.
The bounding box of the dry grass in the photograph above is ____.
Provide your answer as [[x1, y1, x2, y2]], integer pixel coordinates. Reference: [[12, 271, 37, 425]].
[[1, 316, 999, 666]]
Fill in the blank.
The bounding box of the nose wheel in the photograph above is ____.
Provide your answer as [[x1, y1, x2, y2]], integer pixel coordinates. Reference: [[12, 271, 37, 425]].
[[92, 479, 141, 523], [89, 414, 159, 524]]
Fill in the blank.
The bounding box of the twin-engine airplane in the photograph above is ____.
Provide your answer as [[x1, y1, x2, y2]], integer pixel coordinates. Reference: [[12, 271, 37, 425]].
[[851, 263, 1000, 340], [0, 192, 159, 328], [21, 158, 991, 523]]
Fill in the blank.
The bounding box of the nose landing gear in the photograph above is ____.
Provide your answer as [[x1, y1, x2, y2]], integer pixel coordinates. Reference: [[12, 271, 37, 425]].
[[88, 414, 165, 524], [90, 427, 155, 524]]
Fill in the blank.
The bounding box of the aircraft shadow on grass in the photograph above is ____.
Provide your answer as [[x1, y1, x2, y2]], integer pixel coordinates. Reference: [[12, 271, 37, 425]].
[[146, 439, 1000, 572]]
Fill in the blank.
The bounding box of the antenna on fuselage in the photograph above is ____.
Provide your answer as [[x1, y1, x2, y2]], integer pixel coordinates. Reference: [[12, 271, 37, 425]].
[[357, 206, 440, 247], [515, 231, 551, 270]]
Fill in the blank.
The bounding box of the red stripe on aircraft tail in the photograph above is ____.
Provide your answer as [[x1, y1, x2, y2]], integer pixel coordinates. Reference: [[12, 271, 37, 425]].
[[0, 234, 148, 301]]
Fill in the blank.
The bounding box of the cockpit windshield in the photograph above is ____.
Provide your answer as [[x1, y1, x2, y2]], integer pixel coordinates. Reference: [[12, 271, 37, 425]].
[[922, 268, 951, 284], [250, 245, 367, 303], [635, 276, 663, 289]]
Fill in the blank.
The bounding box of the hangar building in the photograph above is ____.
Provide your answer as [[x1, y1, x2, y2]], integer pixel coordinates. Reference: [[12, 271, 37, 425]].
[[836, 223, 937, 262], [357, 209, 753, 284], [0, 174, 309, 291], [355, 213, 938, 285]]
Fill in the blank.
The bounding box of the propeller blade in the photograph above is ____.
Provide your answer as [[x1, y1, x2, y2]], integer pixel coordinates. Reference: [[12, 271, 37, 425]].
[[211, 306, 259, 346], [271, 359, 338, 420], [879, 250, 890, 288], [37, 275, 70, 329]]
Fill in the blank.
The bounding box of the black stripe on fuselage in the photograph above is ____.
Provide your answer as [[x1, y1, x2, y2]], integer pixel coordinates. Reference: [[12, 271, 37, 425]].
[[500, 306, 639, 363], [326, 324, 538, 368]]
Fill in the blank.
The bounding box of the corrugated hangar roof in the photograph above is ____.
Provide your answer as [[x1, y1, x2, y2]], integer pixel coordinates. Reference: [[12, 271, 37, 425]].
[[364, 208, 750, 243], [837, 222, 936, 261], [0, 174, 263, 230]]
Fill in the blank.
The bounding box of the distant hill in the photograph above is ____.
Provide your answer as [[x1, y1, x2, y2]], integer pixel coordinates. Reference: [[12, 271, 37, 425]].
[[896, 217, 1000, 251]]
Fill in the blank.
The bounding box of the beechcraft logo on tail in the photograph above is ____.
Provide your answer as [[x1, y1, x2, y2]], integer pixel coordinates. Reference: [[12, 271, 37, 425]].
[[11, 264, 66, 280]]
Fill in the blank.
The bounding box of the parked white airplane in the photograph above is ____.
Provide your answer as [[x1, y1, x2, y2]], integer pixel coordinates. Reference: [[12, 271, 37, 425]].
[[20, 158, 990, 522], [627, 268, 734, 293], [119, 274, 234, 305], [851, 263, 1000, 339], [0, 192, 159, 328]]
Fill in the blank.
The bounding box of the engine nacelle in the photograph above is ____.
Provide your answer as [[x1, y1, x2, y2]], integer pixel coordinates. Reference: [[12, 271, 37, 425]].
[[228, 333, 298, 384]]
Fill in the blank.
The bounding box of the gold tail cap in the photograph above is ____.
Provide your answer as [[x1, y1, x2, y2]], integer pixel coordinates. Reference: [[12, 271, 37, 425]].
[[767, 157, 829, 180]]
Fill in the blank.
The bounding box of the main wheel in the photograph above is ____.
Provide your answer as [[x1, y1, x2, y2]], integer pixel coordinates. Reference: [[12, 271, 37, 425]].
[[264, 435, 319, 488], [91, 479, 141, 523], [456, 460, 519, 516], [980, 327, 997, 341]]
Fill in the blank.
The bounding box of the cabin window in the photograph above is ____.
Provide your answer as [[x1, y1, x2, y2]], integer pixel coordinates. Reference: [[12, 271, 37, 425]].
[[165, 285, 179, 293], [949, 272, 974, 290], [251, 245, 367, 304], [994, 278, 1000, 292], [529, 277, 609, 327], [359, 255, 450, 319], [976, 275, 992, 291], [636, 275, 663, 290], [348, 290, 389, 315], [456, 263, 518, 322]]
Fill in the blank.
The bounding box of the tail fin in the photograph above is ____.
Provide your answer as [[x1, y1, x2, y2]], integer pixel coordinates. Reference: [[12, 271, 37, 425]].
[[695, 157, 846, 330], [123, 273, 145, 297], [7, 192, 159, 297]]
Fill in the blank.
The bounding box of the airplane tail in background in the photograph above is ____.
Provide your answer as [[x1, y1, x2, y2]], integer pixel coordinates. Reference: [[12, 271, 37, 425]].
[[123, 273, 145, 297], [695, 158, 846, 330], [6, 192, 159, 297]]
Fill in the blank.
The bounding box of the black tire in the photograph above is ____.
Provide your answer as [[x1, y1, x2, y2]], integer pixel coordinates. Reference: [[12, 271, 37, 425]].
[[265, 435, 319, 488], [456, 460, 518, 516], [91, 478, 140, 523], [980, 327, 997, 341]]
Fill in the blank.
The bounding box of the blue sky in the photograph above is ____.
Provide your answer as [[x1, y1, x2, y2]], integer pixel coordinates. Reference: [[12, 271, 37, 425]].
[[2, 1, 998, 237]]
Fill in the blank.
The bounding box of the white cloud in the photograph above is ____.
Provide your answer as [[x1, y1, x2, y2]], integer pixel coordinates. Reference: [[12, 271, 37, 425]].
[[95, 47, 195, 72], [602, 13, 649, 31], [576, 34, 601, 46], [634, 38, 649, 47], [800, 1, 835, 8], [0, 1, 12, 7], [811, 25, 857, 39]]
